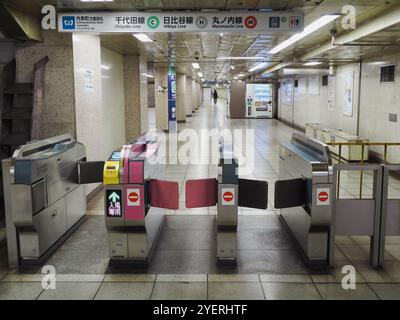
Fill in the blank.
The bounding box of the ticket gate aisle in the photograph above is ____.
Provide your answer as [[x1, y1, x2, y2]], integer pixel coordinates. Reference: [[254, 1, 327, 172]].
[[2, 134, 104, 267], [103, 136, 179, 265], [275, 133, 383, 268], [186, 141, 268, 264]]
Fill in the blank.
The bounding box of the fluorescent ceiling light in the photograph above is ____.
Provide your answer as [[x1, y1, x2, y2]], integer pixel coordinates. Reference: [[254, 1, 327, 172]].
[[217, 56, 267, 60], [198, 72, 203, 77], [304, 61, 322, 66], [192, 63, 200, 69], [133, 33, 153, 43], [101, 64, 111, 70], [269, 14, 341, 54], [142, 73, 154, 78], [80, 0, 113, 2], [249, 62, 269, 72]]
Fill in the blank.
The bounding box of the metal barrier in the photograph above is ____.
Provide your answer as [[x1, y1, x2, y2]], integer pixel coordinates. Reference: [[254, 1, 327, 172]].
[[327, 142, 400, 199], [275, 133, 333, 266], [330, 163, 383, 268], [2, 134, 104, 267], [275, 133, 396, 268], [379, 164, 400, 265], [186, 139, 268, 265]]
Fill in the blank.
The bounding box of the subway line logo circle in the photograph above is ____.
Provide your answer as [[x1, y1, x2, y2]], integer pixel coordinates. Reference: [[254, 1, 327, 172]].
[[223, 191, 234, 202], [147, 16, 160, 29], [318, 191, 329, 202], [244, 16, 257, 29]]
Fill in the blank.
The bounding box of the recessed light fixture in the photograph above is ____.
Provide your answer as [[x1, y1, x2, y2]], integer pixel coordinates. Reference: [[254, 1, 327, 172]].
[[269, 14, 341, 54], [304, 61, 323, 66], [249, 62, 269, 72], [141, 73, 154, 78], [217, 56, 267, 60], [192, 63, 200, 69], [133, 33, 153, 43]]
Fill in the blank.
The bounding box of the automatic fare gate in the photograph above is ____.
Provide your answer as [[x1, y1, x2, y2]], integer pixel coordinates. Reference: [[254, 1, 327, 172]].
[[103, 135, 179, 265], [185, 140, 268, 264], [274, 133, 383, 268]]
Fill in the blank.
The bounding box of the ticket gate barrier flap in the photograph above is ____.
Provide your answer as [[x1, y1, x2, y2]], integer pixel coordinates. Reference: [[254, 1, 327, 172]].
[[185, 178, 218, 208], [76, 161, 105, 184], [274, 178, 307, 209], [149, 179, 179, 210], [238, 178, 268, 209]]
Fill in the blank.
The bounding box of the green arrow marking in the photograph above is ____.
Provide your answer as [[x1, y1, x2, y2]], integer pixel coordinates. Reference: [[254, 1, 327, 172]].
[[109, 192, 120, 202]]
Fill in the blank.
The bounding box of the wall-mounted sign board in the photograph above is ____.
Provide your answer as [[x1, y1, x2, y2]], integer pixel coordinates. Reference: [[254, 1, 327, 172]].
[[58, 11, 304, 33]]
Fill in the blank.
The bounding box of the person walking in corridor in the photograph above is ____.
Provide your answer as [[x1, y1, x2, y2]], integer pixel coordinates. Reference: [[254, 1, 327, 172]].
[[213, 90, 218, 105]]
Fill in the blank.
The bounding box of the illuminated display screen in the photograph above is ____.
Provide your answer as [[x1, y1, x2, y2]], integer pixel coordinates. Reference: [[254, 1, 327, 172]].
[[110, 151, 121, 161], [106, 189, 122, 217]]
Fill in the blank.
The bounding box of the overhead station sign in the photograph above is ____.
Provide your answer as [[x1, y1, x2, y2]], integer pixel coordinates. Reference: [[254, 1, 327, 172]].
[[58, 11, 304, 33]]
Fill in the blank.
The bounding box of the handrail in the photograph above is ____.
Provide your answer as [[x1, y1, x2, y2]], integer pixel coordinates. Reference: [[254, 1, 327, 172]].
[[327, 141, 400, 199]]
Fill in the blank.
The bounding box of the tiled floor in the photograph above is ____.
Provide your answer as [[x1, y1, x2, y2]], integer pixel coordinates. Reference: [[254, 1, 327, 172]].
[[1, 100, 400, 300]]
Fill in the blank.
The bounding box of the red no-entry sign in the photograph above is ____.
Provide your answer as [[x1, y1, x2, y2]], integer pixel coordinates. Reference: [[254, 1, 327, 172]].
[[223, 191, 234, 202], [128, 192, 139, 203], [127, 188, 140, 206], [317, 189, 330, 206]]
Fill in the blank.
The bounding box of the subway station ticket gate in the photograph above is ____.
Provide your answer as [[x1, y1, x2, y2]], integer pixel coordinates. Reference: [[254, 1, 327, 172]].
[[186, 142, 268, 264], [275, 133, 383, 268], [2, 134, 104, 267], [103, 137, 179, 265]]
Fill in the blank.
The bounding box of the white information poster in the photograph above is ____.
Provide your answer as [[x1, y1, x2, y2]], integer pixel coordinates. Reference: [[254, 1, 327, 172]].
[[282, 80, 293, 105], [297, 78, 306, 95], [308, 75, 320, 95], [328, 75, 336, 111], [343, 71, 354, 116], [84, 69, 94, 92]]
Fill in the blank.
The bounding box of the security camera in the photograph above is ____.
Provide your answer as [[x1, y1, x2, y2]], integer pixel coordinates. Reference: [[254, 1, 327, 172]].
[[194, 51, 200, 60]]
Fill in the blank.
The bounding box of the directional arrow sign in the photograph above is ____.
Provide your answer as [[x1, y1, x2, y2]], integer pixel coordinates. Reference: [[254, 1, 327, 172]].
[[108, 192, 120, 202], [106, 189, 122, 217]]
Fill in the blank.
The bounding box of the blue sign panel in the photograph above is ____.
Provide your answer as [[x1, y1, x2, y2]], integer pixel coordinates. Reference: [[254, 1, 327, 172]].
[[168, 66, 176, 121], [62, 16, 76, 30]]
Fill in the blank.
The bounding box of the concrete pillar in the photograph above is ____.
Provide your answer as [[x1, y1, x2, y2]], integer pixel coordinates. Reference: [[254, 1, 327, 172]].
[[192, 79, 197, 113], [154, 65, 169, 131], [186, 76, 193, 117], [197, 82, 202, 107], [15, 30, 75, 138], [124, 55, 148, 140], [176, 73, 186, 123], [139, 56, 148, 133]]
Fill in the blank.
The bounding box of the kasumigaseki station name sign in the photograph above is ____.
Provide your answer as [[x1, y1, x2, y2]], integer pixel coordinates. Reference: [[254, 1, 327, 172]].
[[58, 11, 304, 33]]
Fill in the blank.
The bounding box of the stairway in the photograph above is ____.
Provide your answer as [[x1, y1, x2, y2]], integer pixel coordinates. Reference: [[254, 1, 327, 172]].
[[0, 61, 34, 222], [1, 82, 33, 153], [0, 57, 48, 223]]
